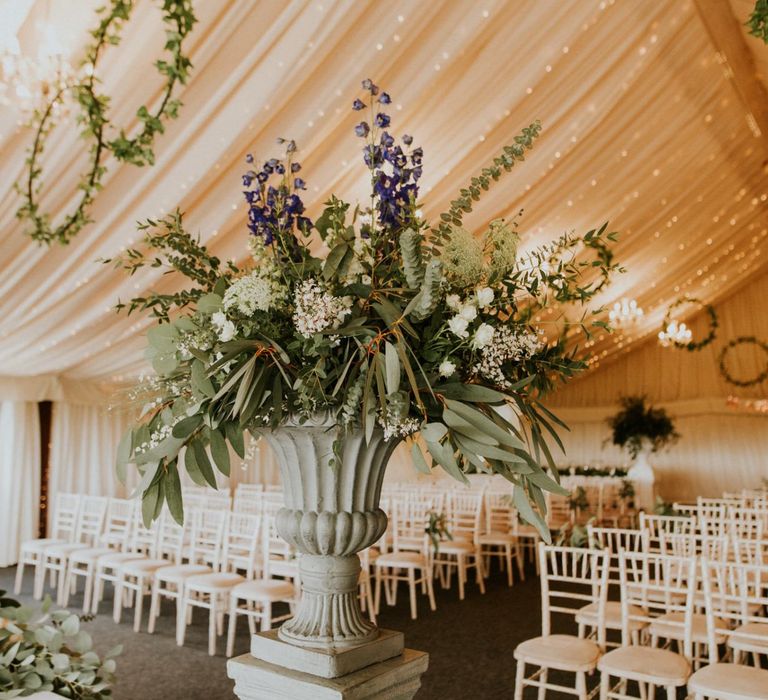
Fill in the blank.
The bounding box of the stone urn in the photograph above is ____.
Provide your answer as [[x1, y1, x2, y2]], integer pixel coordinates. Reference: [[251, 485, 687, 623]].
[[228, 412, 428, 699], [627, 441, 655, 511], [264, 413, 397, 649]]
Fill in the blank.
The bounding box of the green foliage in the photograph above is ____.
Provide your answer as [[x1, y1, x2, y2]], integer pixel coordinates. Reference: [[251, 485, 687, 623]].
[[747, 0, 768, 43], [425, 511, 452, 554], [16, 0, 197, 246], [0, 591, 119, 698], [608, 396, 680, 459]]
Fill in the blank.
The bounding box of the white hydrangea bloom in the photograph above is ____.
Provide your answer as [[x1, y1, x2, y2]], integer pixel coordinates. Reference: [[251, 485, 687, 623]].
[[446, 294, 461, 311], [223, 271, 275, 316], [438, 359, 456, 377], [471, 323, 495, 350], [473, 326, 542, 388], [293, 279, 352, 338]]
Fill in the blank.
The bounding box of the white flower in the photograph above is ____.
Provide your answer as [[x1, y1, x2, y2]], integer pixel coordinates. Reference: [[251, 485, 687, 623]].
[[223, 271, 276, 316], [476, 287, 494, 308], [471, 323, 495, 349], [293, 279, 352, 338], [211, 312, 236, 342], [448, 316, 469, 339], [439, 359, 457, 377], [446, 294, 461, 311], [459, 304, 477, 321]]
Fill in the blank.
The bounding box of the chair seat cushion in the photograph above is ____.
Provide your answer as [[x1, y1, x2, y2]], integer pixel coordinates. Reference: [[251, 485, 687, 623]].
[[186, 572, 245, 590], [576, 602, 648, 632], [120, 558, 171, 575], [98, 552, 146, 569], [728, 622, 768, 651], [155, 564, 211, 582], [436, 540, 476, 555], [232, 579, 295, 601], [477, 533, 515, 546], [44, 543, 87, 558], [22, 538, 66, 553], [375, 552, 426, 568], [598, 645, 690, 685], [650, 612, 727, 644], [688, 662, 768, 699], [69, 547, 115, 564], [513, 634, 600, 672]]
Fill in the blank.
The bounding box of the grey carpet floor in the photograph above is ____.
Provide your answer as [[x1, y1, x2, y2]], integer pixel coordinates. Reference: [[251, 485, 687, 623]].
[[2, 563, 583, 699]]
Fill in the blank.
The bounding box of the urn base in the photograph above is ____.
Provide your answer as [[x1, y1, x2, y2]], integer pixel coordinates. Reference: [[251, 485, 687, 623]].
[[228, 646, 429, 700]]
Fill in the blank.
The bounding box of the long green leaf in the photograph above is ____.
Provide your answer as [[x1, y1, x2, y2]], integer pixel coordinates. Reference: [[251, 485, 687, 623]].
[[183, 446, 207, 486], [172, 414, 202, 439], [192, 439, 217, 488], [425, 439, 468, 485], [165, 461, 184, 524], [191, 359, 215, 398], [434, 383, 507, 403], [444, 399, 524, 449], [410, 441, 431, 475], [209, 428, 231, 477], [443, 408, 499, 446], [225, 422, 245, 459]]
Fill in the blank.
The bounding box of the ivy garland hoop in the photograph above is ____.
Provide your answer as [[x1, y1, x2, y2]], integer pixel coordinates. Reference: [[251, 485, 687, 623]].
[[718, 336, 768, 387], [15, 0, 197, 246], [660, 296, 718, 351]]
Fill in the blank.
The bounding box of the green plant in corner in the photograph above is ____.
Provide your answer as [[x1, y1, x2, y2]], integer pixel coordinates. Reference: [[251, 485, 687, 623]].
[[15, 0, 197, 246], [747, 0, 768, 43], [608, 395, 680, 459], [425, 511, 452, 554]]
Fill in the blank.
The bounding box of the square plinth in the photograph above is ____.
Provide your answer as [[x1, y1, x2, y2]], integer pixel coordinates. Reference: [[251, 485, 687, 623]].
[[228, 647, 429, 700], [249, 629, 405, 679]]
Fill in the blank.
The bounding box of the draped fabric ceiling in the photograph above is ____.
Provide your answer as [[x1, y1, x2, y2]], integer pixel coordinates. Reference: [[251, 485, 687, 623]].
[[0, 0, 767, 400]]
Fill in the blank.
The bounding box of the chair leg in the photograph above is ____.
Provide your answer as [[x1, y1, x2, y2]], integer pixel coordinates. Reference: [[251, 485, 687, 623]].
[[374, 568, 382, 615], [14, 560, 25, 595], [505, 544, 513, 587], [262, 602, 272, 631], [457, 555, 466, 600], [61, 563, 73, 607], [148, 581, 160, 634], [82, 568, 93, 614], [665, 686, 675, 700], [513, 660, 525, 700], [113, 581, 123, 624], [426, 568, 437, 612], [407, 569, 417, 620], [226, 598, 237, 657], [208, 600, 217, 656], [133, 582, 144, 633], [600, 671, 610, 700], [57, 561, 68, 605], [33, 562, 45, 600], [516, 543, 525, 581], [576, 671, 587, 700], [177, 592, 188, 647], [365, 577, 376, 624], [538, 668, 548, 700], [475, 550, 486, 594]]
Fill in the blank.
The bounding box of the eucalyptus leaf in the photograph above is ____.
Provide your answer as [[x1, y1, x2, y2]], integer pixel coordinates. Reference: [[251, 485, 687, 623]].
[[209, 428, 231, 476]]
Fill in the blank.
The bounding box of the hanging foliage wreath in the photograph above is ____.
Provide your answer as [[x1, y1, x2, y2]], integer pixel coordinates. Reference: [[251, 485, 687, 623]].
[[718, 336, 768, 387], [15, 0, 197, 246], [659, 296, 718, 352]]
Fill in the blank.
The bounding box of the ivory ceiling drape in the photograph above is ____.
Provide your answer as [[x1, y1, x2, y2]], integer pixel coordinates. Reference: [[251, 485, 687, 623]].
[[0, 0, 766, 391], [0, 402, 40, 567]]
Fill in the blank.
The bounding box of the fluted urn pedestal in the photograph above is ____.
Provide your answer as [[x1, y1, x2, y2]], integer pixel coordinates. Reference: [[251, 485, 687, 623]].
[[227, 415, 429, 699]]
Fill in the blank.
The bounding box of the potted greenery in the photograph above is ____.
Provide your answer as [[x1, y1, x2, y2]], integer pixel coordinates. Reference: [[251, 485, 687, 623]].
[[607, 396, 679, 509], [109, 80, 618, 669]]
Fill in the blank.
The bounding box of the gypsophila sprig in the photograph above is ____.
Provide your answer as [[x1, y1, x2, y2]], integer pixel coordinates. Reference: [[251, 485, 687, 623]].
[[114, 79, 622, 540]]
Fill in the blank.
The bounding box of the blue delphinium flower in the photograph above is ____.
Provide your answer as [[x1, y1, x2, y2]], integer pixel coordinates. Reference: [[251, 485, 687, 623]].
[[402, 134, 413, 145], [375, 113, 390, 128], [294, 178, 306, 190], [355, 121, 370, 137], [378, 92, 391, 104], [291, 162, 302, 173], [380, 131, 394, 148], [352, 98, 365, 110], [362, 78, 379, 95], [245, 153, 254, 164]]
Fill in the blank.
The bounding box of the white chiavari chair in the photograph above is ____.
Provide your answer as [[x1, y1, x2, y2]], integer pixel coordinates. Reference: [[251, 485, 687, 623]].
[[578, 526, 649, 646], [639, 512, 697, 553], [598, 551, 696, 700], [178, 513, 256, 655], [15, 493, 80, 599], [687, 559, 768, 699], [477, 491, 522, 586], [62, 498, 135, 611], [374, 498, 437, 620], [91, 506, 158, 615], [147, 509, 225, 639], [225, 515, 297, 657], [232, 483, 264, 514], [513, 543, 610, 700], [358, 546, 377, 624], [39, 495, 108, 605], [433, 491, 485, 598]]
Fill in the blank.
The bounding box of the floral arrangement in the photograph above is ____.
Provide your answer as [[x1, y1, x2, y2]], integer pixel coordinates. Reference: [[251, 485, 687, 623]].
[[108, 80, 620, 538], [607, 395, 679, 459], [747, 0, 768, 43], [0, 591, 119, 698]]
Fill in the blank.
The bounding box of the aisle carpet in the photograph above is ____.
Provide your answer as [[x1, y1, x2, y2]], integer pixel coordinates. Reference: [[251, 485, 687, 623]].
[[1, 564, 578, 699]]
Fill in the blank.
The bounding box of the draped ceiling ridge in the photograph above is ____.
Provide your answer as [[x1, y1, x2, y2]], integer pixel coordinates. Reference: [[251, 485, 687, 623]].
[[0, 0, 766, 403]]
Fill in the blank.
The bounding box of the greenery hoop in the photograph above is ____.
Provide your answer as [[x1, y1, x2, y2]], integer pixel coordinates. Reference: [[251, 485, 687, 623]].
[[660, 296, 718, 352], [718, 336, 768, 387], [15, 0, 197, 246]]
